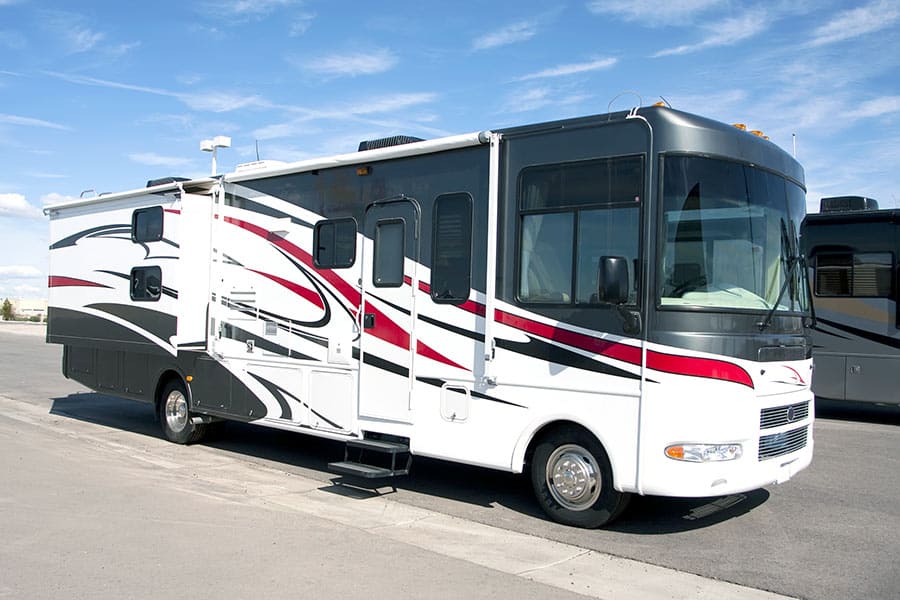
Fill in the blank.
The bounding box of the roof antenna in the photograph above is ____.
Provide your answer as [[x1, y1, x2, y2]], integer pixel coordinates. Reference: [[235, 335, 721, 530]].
[[792, 133, 797, 158], [255, 140, 260, 161], [658, 95, 672, 108]]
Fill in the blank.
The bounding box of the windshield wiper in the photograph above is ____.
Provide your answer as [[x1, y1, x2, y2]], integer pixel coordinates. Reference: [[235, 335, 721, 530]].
[[758, 254, 799, 331]]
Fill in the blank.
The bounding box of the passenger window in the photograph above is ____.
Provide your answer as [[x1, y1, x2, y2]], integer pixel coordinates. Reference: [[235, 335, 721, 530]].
[[373, 218, 405, 287], [815, 252, 893, 298], [130, 266, 162, 301], [517, 156, 642, 305], [132, 206, 164, 243], [431, 193, 473, 304], [314, 218, 357, 269]]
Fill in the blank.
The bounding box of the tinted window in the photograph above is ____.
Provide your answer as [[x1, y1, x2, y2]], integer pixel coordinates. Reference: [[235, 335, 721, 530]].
[[517, 156, 642, 305], [132, 206, 163, 243], [373, 218, 405, 287], [431, 193, 472, 304], [314, 217, 357, 269], [815, 252, 893, 298], [131, 266, 162, 301]]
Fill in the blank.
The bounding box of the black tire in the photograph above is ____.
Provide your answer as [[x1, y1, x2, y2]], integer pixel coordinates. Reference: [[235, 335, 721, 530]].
[[158, 379, 206, 445], [530, 426, 630, 528]]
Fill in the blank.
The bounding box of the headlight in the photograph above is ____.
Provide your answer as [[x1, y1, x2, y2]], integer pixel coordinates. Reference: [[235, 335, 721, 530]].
[[665, 443, 742, 462]]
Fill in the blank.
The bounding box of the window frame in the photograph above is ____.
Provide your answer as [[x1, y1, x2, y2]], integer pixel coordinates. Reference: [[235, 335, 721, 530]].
[[430, 192, 473, 305], [373, 217, 406, 288], [130, 265, 162, 302], [313, 217, 358, 269], [131, 206, 164, 243], [514, 155, 644, 307], [814, 251, 894, 298]]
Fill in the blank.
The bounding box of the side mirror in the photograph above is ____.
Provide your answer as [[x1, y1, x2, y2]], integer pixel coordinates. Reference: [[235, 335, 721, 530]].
[[597, 256, 630, 305]]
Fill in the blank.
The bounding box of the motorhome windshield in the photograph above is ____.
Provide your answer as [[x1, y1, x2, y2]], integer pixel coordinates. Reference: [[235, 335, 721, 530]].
[[660, 155, 809, 314]]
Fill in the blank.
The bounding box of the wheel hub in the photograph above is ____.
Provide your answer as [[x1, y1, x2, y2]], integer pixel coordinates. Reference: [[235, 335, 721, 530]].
[[164, 390, 189, 433], [546, 444, 601, 511]]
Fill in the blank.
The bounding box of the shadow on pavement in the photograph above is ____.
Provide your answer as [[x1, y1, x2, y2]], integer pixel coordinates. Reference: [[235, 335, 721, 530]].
[[49, 391, 772, 533]]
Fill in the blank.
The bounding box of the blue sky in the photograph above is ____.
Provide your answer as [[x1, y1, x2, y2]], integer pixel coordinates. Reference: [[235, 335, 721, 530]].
[[1, 0, 899, 300]]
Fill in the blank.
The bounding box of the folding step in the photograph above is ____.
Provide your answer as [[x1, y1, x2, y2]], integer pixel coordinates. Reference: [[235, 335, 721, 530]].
[[328, 437, 412, 479]]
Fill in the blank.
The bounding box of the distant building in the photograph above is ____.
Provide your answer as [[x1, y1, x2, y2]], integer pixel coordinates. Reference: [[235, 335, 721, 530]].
[[10, 298, 48, 321]]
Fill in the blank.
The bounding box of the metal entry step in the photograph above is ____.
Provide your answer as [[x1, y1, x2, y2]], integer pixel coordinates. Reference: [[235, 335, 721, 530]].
[[328, 438, 412, 479]]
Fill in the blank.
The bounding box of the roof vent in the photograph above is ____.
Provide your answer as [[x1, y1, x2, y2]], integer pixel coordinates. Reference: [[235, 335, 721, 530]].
[[146, 176, 189, 188], [820, 196, 879, 213], [358, 135, 425, 152]]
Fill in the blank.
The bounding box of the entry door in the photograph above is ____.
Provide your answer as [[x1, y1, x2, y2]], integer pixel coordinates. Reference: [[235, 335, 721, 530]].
[[175, 192, 214, 349], [358, 197, 420, 422]]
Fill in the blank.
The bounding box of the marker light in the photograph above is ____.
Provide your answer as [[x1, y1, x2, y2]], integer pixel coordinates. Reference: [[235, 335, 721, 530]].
[[750, 130, 764, 137], [732, 123, 747, 131], [665, 443, 742, 463]]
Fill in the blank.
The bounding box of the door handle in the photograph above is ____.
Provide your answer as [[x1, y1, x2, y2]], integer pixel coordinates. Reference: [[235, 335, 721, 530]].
[[363, 313, 375, 329]]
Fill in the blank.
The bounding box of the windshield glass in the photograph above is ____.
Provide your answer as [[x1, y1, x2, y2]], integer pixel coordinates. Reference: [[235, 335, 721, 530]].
[[660, 155, 809, 313]]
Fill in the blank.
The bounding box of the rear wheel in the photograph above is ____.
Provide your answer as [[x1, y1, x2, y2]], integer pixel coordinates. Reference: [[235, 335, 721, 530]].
[[158, 379, 206, 444], [531, 427, 630, 528]]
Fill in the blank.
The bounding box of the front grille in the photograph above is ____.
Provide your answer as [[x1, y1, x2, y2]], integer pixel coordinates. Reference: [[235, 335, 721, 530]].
[[760, 401, 810, 429], [758, 425, 808, 461]]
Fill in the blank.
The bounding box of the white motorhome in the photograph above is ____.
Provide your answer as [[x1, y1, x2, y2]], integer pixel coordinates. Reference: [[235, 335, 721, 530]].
[[46, 105, 814, 528]]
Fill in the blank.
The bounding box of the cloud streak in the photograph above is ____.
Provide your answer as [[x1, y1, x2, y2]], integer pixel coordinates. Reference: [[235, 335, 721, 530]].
[[586, 0, 724, 27], [515, 57, 617, 81], [807, 0, 900, 47], [653, 10, 769, 57], [0, 113, 70, 130], [128, 153, 195, 168], [473, 19, 538, 50], [292, 48, 398, 77]]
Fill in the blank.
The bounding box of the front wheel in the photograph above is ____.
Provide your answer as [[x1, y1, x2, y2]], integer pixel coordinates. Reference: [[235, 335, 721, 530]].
[[158, 379, 206, 444], [530, 427, 630, 528]]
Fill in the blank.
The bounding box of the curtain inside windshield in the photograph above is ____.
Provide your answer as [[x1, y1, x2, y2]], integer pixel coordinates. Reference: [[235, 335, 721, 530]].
[[660, 156, 806, 312]]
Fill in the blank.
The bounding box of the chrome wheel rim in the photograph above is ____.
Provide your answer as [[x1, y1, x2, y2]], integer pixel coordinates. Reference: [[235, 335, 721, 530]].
[[164, 390, 189, 433], [546, 444, 601, 511]]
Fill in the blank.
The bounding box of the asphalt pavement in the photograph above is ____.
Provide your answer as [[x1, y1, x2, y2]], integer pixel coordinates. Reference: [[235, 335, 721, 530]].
[[0, 322, 791, 599]]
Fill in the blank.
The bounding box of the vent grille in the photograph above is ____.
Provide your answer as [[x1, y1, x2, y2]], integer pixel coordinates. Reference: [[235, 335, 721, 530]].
[[760, 401, 810, 429], [758, 425, 808, 461]]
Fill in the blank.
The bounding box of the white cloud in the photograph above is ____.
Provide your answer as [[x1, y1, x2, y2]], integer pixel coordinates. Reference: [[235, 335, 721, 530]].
[[473, 19, 538, 50], [503, 87, 590, 114], [653, 10, 770, 57], [293, 48, 398, 77], [25, 171, 67, 180], [0, 265, 42, 277], [586, 0, 724, 26], [219, 0, 299, 17], [41, 192, 78, 207], [45, 71, 274, 114], [856, 96, 900, 119], [515, 57, 617, 81], [290, 12, 316, 36], [0, 113, 70, 130], [0, 193, 43, 219], [808, 0, 900, 47], [128, 153, 195, 168]]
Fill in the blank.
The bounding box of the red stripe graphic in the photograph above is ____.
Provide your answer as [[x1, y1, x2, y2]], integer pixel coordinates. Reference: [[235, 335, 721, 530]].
[[494, 309, 753, 388], [48, 276, 111, 288], [249, 269, 325, 310], [225, 216, 469, 372]]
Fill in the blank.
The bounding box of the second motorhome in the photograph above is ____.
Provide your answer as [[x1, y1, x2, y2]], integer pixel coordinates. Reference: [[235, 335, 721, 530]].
[[46, 105, 815, 527]]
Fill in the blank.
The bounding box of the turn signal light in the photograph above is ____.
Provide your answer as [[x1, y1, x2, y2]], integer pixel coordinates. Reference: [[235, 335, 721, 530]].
[[665, 443, 742, 462]]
